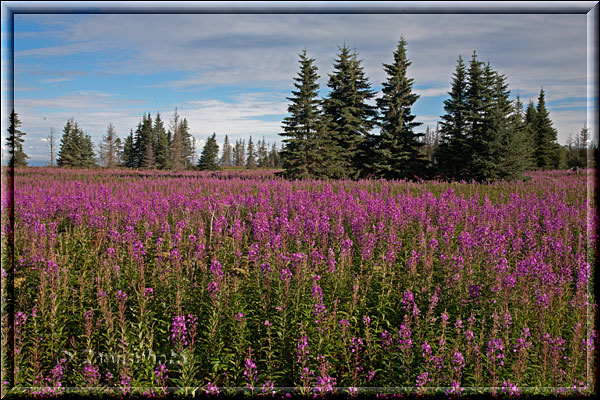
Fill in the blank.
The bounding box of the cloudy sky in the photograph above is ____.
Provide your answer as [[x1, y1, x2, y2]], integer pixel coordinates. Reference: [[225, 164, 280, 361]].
[[2, 2, 597, 165]]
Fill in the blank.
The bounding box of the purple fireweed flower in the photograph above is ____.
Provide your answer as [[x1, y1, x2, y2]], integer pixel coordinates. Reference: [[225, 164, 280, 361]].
[[170, 248, 182, 263], [350, 337, 363, 353], [297, 335, 309, 362], [452, 352, 465, 371], [381, 330, 393, 349], [235, 312, 245, 324], [280, 267, 292, 283], [261, 380, 274, 396], [398, 324, 413, 351], [154, 363, 168, 381], [260, 262, 271, 275], [207, 281, 219, 302], [143, 287, 154, 298], [243, 357, 257, 388], [416, 372, 430, 387], [501, 381, 519, 396], [83, 364, 100, 387], [487, 338, 505, 366], [210, 259, 224, 279], [205, 382, 219, 396], [421, 341, 432, 358], [514, 327, 532, 353], [446, 380, 463, 395], [312, 283, 327, 327], [116, 290, 127, 303], [248, 243, 260, 262], [171, 315, 188, 346], [314, 374, 337, 394]]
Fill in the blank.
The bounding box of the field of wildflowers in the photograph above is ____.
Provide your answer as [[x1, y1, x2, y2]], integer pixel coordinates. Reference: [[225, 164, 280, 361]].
[[1, 168, 597, 397]]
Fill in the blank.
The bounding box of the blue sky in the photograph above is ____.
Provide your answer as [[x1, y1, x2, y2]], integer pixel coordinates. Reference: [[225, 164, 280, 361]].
[[1, 2, 598, 165]]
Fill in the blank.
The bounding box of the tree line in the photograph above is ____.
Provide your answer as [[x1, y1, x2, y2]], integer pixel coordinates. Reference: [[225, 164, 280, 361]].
[[279, 38, 596, 181], [4, 109, 282, 170], [3, 38, 596, 177]]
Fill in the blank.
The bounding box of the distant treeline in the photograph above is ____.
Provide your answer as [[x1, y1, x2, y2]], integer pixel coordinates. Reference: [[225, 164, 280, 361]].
[[4, 109, 283, 171], [279, 38, 596, 181]]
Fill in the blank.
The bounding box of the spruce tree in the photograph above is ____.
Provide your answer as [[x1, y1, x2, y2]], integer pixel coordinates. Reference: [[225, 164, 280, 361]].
[[122, 130, 136, 168], [197, 133, 220, 170], [435, 55, 469, 180], [532, 88, 559, 169], [462, 51, 487, 180], [220, 135, 233, 167], [133, 113, 154, 168], [369, 38, 426, 180], [507, 95, 535, 173], [246, 136, 257, 168], [169, 109, 184, 170], [257, 136, 268, 167], [153, 113, 171, 170], [57, 118, 95, 168], [180, 118, 194, 169], [233, 139, 245, 167], [281, 50, 323, 179], [322, 44, 377, 179], [5, 110, 28, 167]]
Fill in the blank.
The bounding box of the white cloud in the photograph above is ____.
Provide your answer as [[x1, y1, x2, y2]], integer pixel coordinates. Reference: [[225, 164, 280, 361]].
[[414, 87, 451, 98]]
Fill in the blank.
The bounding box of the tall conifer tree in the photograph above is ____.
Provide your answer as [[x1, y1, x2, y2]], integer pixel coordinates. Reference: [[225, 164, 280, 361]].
[[57, 118, 95, 168], [533, 88, 559, 169], [153, 112, 171, 170], [368, 38, 426, 180], [246, 136, 257, 168], [197, 133, 220, 170], [436, 55, 469, 180], [220, 135, 233, 167], [281, 50, 324, 179], [322, 45, 376, 179], [5, 110, 28, 167]]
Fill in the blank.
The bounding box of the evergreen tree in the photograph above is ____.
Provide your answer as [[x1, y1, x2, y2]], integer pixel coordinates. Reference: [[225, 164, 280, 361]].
[[141, 140, 155, 169], [257, 136, 269, 167], [281, 49, 325, 179], [368, 38, 426, 180], [220, 135, 233, 167], [470, 61, 501, 181], [99, 123, 120, 168], [169, 109, 184, 170], [507, 95, 535, 173], [153, 112, 171, 170], [462, 51, 487, 180], [268, 143, 281, 168], [246, 136, 257, 168], [122, 129, 136, 168], [197, 133, 220, 170], [435, 55, 469, 180], [133, 113, 154, 168], [322, 44, 377, 179], [6, 110, 28, 167], [180, 118, 194, 169], [233, 139, 245, 167], [57, 118, 95, 168], [532, 88, 559, 169]]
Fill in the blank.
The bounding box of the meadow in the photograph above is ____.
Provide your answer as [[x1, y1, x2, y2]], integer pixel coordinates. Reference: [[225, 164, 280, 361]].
[[1, 168, 596, 397]]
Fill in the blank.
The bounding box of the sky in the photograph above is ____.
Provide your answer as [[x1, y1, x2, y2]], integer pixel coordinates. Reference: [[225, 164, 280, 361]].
[[1, 2, 598, 165]]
